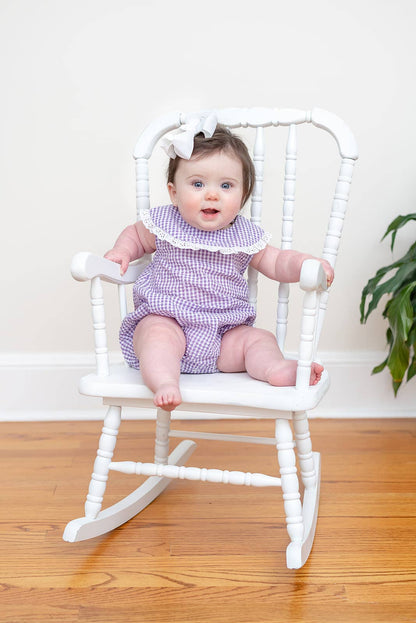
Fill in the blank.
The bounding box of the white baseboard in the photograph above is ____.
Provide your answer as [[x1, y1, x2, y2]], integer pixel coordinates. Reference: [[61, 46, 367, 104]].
[[0, 351, 415, 421]]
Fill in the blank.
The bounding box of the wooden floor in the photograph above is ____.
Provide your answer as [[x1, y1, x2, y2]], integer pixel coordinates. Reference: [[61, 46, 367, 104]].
[[0, 418, 415, 623]]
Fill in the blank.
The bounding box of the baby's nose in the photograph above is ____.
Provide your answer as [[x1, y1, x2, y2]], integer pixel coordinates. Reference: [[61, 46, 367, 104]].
[[205, 186, 219, 199]]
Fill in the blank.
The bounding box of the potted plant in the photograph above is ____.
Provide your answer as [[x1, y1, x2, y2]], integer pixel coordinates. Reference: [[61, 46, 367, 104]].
[[360, 213, 416, 395]]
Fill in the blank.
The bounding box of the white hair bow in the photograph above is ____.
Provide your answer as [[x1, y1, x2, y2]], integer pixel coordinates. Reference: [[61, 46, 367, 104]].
[[161, 112, 217, 160]]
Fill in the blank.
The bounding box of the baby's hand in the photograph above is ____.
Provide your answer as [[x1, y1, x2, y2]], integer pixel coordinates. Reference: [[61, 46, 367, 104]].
[[104, 248, 130, 276], [320, 259, 334, 288]]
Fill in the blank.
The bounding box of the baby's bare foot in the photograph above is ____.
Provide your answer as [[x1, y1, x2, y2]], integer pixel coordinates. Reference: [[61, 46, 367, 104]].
[[266, 360, 324, 387], [154, 383, 182, 411], [266, 360, 298, 386]]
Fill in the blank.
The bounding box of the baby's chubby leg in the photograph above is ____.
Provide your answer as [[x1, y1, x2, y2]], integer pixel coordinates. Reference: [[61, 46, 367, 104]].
[[217, 325, 323, 386], [133, 315, 186, 411]]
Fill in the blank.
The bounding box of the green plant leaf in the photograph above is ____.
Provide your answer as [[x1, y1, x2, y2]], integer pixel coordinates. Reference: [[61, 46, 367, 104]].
[[385, 282, 416, 394], [407, 320, 416, 349], [392, 379, 402, 396], [360, 260, 416, 322], [382, 213, 416, 251], [387, 337, 409, 395], [386, 281, 415, 340], [360, 241, 416, 299], [372, 330, 393, 377], [372, 358, 388, 374], [407, 354, 416, 382], [407, 320, 416, 383]]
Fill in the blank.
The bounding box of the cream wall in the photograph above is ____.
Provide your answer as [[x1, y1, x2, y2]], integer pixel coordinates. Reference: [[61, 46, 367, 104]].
[[1, 0, 416, 414]]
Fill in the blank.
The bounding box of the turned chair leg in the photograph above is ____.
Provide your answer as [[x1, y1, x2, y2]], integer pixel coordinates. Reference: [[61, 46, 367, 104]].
[[293, 411, 317, 490], [84, 405, 122, 519], [154, 408, 171, 465], [276, 415, 321, 568], [275, 418, 303, 545]]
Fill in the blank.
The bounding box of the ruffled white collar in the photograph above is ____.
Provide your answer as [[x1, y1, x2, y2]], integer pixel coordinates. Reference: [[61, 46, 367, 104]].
[[141, 205, 271, 255]]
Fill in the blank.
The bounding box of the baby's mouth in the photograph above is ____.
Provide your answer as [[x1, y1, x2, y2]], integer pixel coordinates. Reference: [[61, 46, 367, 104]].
[[202, 208, 219, 215]]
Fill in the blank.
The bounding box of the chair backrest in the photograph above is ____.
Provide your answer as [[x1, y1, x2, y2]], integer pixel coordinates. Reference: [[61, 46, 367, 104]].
[[132, 108, 358, 355]]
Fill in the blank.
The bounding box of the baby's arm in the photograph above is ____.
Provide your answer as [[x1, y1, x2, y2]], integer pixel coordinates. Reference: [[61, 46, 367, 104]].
[[250, 245, 334, 286], [104, 221, 156, 275]]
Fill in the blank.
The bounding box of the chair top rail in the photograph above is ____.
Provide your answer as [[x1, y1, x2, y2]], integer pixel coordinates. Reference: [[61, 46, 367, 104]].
[[133, 107, 358, 161]]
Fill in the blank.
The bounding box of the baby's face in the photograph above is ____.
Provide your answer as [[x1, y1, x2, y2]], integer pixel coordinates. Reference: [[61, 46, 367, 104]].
[[167, 151, 244, 231]]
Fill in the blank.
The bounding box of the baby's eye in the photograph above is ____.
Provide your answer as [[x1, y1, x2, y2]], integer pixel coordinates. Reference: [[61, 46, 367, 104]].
[[221, 182, 232, 189], [192, 181, 203, 188]]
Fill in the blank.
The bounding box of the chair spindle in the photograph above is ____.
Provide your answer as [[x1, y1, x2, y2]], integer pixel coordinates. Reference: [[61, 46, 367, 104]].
[[135, 157, 150, 221], [118, 284, 127, 320], [248, 126, 265, 311], [110, 460, 281, 488], [276, 124, 297, 352], [90, 277, 109, 376], [314, 156, 356, 349]]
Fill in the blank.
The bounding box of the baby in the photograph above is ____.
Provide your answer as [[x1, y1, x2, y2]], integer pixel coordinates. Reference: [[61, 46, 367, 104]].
[[105, 123, 334, 411]]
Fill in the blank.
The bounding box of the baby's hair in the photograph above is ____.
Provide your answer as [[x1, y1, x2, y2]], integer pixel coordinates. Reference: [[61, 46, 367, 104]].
[[167, 125, 255, 207]]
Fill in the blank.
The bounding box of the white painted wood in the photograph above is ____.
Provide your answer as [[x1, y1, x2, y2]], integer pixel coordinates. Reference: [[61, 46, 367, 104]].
[[138, 107, 358, 158], [299, 258, 328, 293], [323, 157, 356, 266], [133, 111, 181, 159], [248, 127, 264, 310], [118, 284, 128, 321], [292, 411, 316, 489], [296, 288, 320, 389], [82, 364, 330, 413], [63, 440, 196, 542], [311, 108, 359, 160], [169, 430, 277, 445], [72, 253, 150, 358], [84, 405, 121, 518], [110, 459, 282, 488], [215, 107, 310, 128], [90, 277, 109, 377], [275, 419, 303, 544], [286, 452, 320, 569], [274, 108, 311, 126], [314, 157, 356, 347], [71, 251, 150, 285], [135, 157, 150, 220], [277, 124, 297, 351], [64, 107, 358, 568], [281, 124, 297, 249], [154, 408, 170, 464], [296, 259, 328, 387]]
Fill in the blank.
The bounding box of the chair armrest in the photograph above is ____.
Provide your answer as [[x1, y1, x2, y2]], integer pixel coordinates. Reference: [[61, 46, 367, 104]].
[[71, 252, 151, 284], [299, 259, 328, 293], [296, 259, 329, 389]]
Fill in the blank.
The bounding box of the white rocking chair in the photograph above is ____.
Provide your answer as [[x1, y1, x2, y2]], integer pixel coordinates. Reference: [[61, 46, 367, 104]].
[[63, 108, 358, 569]]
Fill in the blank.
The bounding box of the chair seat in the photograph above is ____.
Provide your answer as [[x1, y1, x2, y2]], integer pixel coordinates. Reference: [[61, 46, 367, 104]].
[[79, 363, 330, 415]]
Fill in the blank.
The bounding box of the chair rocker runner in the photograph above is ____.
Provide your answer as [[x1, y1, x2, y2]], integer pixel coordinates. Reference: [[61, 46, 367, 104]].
[[63, 107, 358, 569]]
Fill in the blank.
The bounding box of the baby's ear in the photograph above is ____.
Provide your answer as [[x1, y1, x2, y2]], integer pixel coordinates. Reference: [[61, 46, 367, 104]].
[[167, 182, 177, 206]]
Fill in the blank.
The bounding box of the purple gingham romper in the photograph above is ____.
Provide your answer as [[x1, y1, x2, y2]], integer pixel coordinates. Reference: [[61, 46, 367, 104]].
[[119, 204, 270, 374]]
